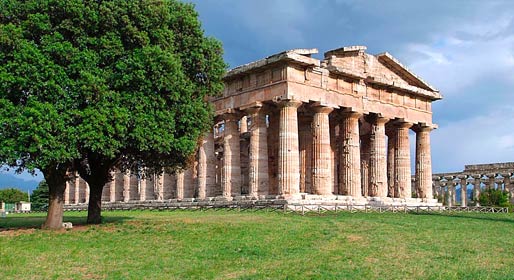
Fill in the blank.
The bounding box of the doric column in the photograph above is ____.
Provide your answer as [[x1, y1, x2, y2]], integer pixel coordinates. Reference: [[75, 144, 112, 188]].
[[413, 125, 434, 199], [458, 175, 467, 206], [444, 176, 454, 206], [64, 180, 70, 205], [139, 176, 147, 201], [267, 109, 279, 195], [156, 173, 164, 200], [246, 105, 269, 197], [486, 173, 496, 190], [473, 175, 481, 206], [176, 171, 184, 200], [240, 116, 248, 134], [109, 170, 116, 202], [184, 167, 195, 198], [393, 121, 413, 199], [360, 133, 370, 197], [311, 105, 334, 195], [386, 129, 396, 197], [74, 174, 80, 204], [277, 100, 302, 196], [198, 130, 216, 199], [123, 171, 130, 202], [221, 113, 242, 198], [84, 182, 90, 204], [329, 118, 338, 193], [502, 173, 512, 192], [299, 114, 313, 194], [339, 111, 362, 197], [432, 176, 441, 201], [368, 115, 389, 197]]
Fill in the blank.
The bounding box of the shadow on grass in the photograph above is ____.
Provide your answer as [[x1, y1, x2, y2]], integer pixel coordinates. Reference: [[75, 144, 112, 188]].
[[0, 214, 134, 231], [411, 212, 514, 224]]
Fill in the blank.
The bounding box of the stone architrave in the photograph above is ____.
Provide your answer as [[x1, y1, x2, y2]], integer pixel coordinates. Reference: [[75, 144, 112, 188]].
[[414, 125, 434, 199], [458, 175, 467, 207], [311, 105, 334, 195], [246, 105, 269, 197], [109, 170, 116, 202], [393, 121, 413, 199], [368, 115, 389, 197], [198, 130, 217, 199], [123, 171, 131, 202], [339, 111, 362, 197], [222, 113, 242, 198], [277, 100, 302, 196]]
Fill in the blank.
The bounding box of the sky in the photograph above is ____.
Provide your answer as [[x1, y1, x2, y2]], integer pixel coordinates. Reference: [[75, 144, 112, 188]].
[[2, 0, 514, 185], [190, 0, 514, 173]]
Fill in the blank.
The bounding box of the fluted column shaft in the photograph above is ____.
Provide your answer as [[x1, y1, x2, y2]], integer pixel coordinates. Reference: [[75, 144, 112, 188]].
[[277, 100, 302, 195], [339, 112, 362, 197], [123, 171, 130, 202], [198, 130, 216, 199], [360, 134, 370, 197], [299, 115, 313, 194], [247, 106, 269, 197], [156, 173, 164, 200], [368, 116, 389, 197], [240, 116, 248, 133], [109, 171, 116, 202], [414, 126, 433, 199], [222, 113, 241, 198], [311, 106, 334, 195], [473, 176, 481, 206], [139, 177, 147, 201], [64, 181, 70, 205], [176, 171, 184, 200], [74, 175, 80, 204], [459, 176, 467, 206], [393, 122, 413, 198], [387, 131, 396, 197]]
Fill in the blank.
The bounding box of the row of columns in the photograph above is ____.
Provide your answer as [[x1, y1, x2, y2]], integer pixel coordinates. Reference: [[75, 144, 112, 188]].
[[64, 99, 436, 204], [433, 173, 513, 206], [212, 99, 434, 200]]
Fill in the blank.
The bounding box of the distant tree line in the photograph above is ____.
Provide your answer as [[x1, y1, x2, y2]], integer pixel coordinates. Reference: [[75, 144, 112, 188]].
[[0, 188, 28, 203]]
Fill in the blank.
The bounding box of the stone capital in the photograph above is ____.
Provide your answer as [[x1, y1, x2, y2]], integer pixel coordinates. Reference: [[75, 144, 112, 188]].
[[364, 113, 389, 125], [339, 110, 363, 120], [412, 123, 436, 133], [274, 99, 303, 109], [310, 104, 334, 114]]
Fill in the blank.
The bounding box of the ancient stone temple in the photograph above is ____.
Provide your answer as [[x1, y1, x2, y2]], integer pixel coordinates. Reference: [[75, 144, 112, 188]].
[[65, 46, 443, 207], [432, 162, 514, 207]]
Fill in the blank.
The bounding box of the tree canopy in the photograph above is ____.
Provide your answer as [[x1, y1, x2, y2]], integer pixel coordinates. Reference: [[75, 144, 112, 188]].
[[0, 188, 28, 203], [31, 180, 49, 211], [0, 0, 226, 228]]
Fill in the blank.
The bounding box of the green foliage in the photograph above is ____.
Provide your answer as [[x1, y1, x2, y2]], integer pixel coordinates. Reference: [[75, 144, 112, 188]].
[[30, 180, 49, 211], [0, 0, 226, 174], [0, 188, 28, 203], [479, 188, 511, 207]]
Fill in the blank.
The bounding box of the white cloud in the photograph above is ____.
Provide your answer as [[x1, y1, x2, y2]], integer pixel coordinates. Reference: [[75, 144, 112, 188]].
[[431, 105, 514, 173]]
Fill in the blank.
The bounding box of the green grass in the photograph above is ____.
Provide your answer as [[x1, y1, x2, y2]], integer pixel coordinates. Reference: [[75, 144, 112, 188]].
[[1, 210, 514, 279]]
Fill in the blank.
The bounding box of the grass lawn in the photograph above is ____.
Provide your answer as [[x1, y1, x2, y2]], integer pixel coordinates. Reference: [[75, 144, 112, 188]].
[[1, 210, 514, 279]]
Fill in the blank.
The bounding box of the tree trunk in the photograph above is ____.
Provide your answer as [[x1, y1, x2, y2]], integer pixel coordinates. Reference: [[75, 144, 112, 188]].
[[87, 183, 104, 224], [42, 174, 66, 229]]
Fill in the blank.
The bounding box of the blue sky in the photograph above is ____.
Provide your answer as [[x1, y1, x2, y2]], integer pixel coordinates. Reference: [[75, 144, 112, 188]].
[[191, 0, 514, 173], [2, 0, 514, 185]]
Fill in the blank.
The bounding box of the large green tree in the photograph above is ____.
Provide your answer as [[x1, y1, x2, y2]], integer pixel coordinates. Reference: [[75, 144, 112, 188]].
[[0, 0, 225, 228], [31, 180, 49, 211], [0, 188, 28, 203]]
